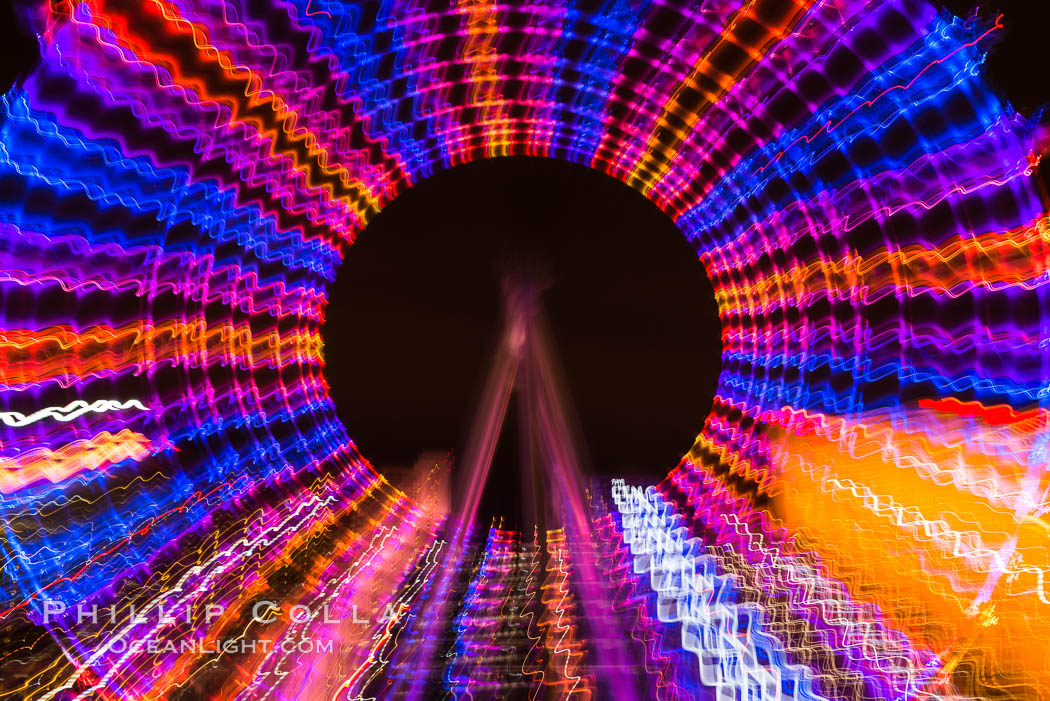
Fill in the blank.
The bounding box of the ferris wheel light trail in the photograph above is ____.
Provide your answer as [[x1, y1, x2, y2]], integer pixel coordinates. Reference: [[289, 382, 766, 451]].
[[0, 0, 1048, 697]]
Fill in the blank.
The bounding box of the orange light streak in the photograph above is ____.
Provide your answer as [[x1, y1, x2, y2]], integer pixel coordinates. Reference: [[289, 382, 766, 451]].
[[0, 429, 156, 493]]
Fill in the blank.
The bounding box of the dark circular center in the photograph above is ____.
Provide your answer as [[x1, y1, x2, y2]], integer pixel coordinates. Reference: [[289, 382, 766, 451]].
[[323, 157, 722, 525]]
